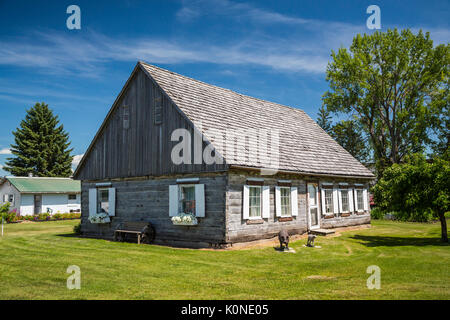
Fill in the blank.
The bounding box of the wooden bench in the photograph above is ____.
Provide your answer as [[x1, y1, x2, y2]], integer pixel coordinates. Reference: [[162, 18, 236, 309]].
[[114, 221, 155, 244]]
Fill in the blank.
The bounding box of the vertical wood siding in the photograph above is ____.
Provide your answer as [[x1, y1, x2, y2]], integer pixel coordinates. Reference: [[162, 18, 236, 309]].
[[76, 68, 228, 181]]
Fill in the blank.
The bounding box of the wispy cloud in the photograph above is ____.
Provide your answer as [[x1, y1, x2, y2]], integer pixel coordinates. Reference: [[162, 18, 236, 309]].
[[72, 154, 84, 168], [0, 0, 447, 77], [0, 148, 11, 155]]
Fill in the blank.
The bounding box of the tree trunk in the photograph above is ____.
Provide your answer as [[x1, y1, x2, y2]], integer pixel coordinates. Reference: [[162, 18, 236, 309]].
[[439, 212, 448, 243]]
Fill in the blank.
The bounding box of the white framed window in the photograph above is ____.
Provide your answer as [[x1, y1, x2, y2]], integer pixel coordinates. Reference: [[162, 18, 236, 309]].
[[243, 183, 270, 220], [323, 189, 334, 214], [249, 186, 262, 218], [169, 183, 205, 217], [2, 194, 14, 205], [356, 189, 364, 211], [280, 187, 291, 217], [275, 186, 298, 218], [339, 189, 350, 213], [354, 188, 368, 212], [89, 187, 116, 217]]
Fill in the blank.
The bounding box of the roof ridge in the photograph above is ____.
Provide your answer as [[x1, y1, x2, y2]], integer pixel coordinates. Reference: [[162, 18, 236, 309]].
[[138, 60, 307, 115]]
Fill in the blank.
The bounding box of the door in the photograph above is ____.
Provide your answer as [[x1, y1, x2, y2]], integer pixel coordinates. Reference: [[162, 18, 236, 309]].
[[307, 183, 320, 230], [34, 195, 42, 215]]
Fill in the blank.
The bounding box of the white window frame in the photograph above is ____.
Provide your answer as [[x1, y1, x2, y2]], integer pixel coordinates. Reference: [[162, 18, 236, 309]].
[[321, 187, 334, 215], [248, 185, 262, 219], [338, 188, 350, 214], [279, 186, 291, 217], [355, 188, 365, 212]]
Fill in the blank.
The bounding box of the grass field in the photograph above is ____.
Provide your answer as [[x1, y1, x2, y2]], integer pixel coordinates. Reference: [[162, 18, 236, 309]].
[[0, 219, 448, 300]]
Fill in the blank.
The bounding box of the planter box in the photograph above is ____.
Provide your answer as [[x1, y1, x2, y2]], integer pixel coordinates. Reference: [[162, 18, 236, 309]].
[[341, 213, 351, 217], [172, 220, 198, 226]]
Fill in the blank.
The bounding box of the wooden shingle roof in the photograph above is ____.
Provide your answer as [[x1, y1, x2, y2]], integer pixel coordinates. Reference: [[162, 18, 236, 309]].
[[140, 62, 374, 178]]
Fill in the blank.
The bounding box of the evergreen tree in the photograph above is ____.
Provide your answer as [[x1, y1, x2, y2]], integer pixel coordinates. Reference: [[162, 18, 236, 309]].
[[316, 105, 332, 134], [4, 103, 73, 177], [331, 120, 370, 163]]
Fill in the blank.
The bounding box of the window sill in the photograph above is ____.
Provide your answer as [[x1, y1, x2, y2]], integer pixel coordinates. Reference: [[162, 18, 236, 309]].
[[246, 219, 264, 225], [323, 214, 335, 219], [341, 213, 351, 217], [278, 216, 293, 222]]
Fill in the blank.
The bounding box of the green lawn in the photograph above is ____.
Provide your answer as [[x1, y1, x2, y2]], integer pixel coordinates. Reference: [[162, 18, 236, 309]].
[[0, 219, 448, 300]]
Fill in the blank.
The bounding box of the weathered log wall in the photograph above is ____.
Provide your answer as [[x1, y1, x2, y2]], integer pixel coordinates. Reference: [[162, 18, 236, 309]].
[[80, 173, 227, 248]]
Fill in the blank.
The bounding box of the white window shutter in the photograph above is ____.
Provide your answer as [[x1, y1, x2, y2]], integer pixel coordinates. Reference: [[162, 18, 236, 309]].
[[333, 187, 339, 214], [89, 188, 97, 217], [262, 186, 270, 218], [363, 188, 368, 211], [275, 186, 281, 217], [195, 184, 205, 217], [169, 185, 178, 217], [108, 187, 116, 216], [291, 187, 298, 216], [348, 188, 354, 212], [243, 185, 249, 220], [354, 189, 359, 211], [320, 188, 326, 215], [2, 194, 7, 202], [338, 190, 343, 213]]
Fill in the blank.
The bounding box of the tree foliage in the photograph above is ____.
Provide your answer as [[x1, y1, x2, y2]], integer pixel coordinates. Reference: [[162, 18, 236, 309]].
[[317, 105, 333, 134], [4, 103, 73, 177], [323, 29, 449, 175], [331, 119, 369, 163], [317, 107, 370, 163], [373, 154, 449, 242]]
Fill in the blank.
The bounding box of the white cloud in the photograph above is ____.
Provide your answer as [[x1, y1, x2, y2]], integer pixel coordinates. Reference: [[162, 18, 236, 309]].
[[0, 0, 447, 77], [0, 148, 11, 155], [72, 154, 84, 168]]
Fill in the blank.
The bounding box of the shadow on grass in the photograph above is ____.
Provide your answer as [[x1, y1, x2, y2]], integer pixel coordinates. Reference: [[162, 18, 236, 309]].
[[351, 235, 449, 247], [56, 233, 83, 238]]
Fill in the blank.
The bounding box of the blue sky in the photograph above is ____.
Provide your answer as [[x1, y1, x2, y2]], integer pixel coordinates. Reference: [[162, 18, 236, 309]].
[[0, 0, 448, 175]]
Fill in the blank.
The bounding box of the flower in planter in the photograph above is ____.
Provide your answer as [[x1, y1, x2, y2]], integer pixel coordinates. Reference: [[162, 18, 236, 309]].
[[88, 212, 110, 224]]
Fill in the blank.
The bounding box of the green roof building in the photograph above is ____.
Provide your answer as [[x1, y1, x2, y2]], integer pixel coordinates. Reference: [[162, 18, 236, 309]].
[[0, 177, 81, 215]]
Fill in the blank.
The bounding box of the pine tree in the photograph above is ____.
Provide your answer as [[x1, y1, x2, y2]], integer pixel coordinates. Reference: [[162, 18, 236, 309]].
[[317, 105, 333, 134], [4, 103, 73, 177]]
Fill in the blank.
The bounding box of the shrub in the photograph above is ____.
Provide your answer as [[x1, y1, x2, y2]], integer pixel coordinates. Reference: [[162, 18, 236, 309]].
[[370, 207, 385, 220], [73, 222, 81, 234]]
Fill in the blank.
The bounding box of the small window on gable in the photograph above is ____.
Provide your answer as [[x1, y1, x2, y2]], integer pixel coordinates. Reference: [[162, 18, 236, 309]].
[[123, 105, 129, 129], [97, 188, 109, 215], [154, 96, 162, 125]]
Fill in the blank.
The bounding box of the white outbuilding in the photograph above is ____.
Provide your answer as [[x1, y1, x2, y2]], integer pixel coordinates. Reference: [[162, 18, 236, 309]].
[[0, 177, 81, 215]]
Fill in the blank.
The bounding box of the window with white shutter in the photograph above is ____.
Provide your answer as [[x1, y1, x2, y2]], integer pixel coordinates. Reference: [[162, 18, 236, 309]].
[[88, 187, 116, 217], [168, 183, 205, 217]]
